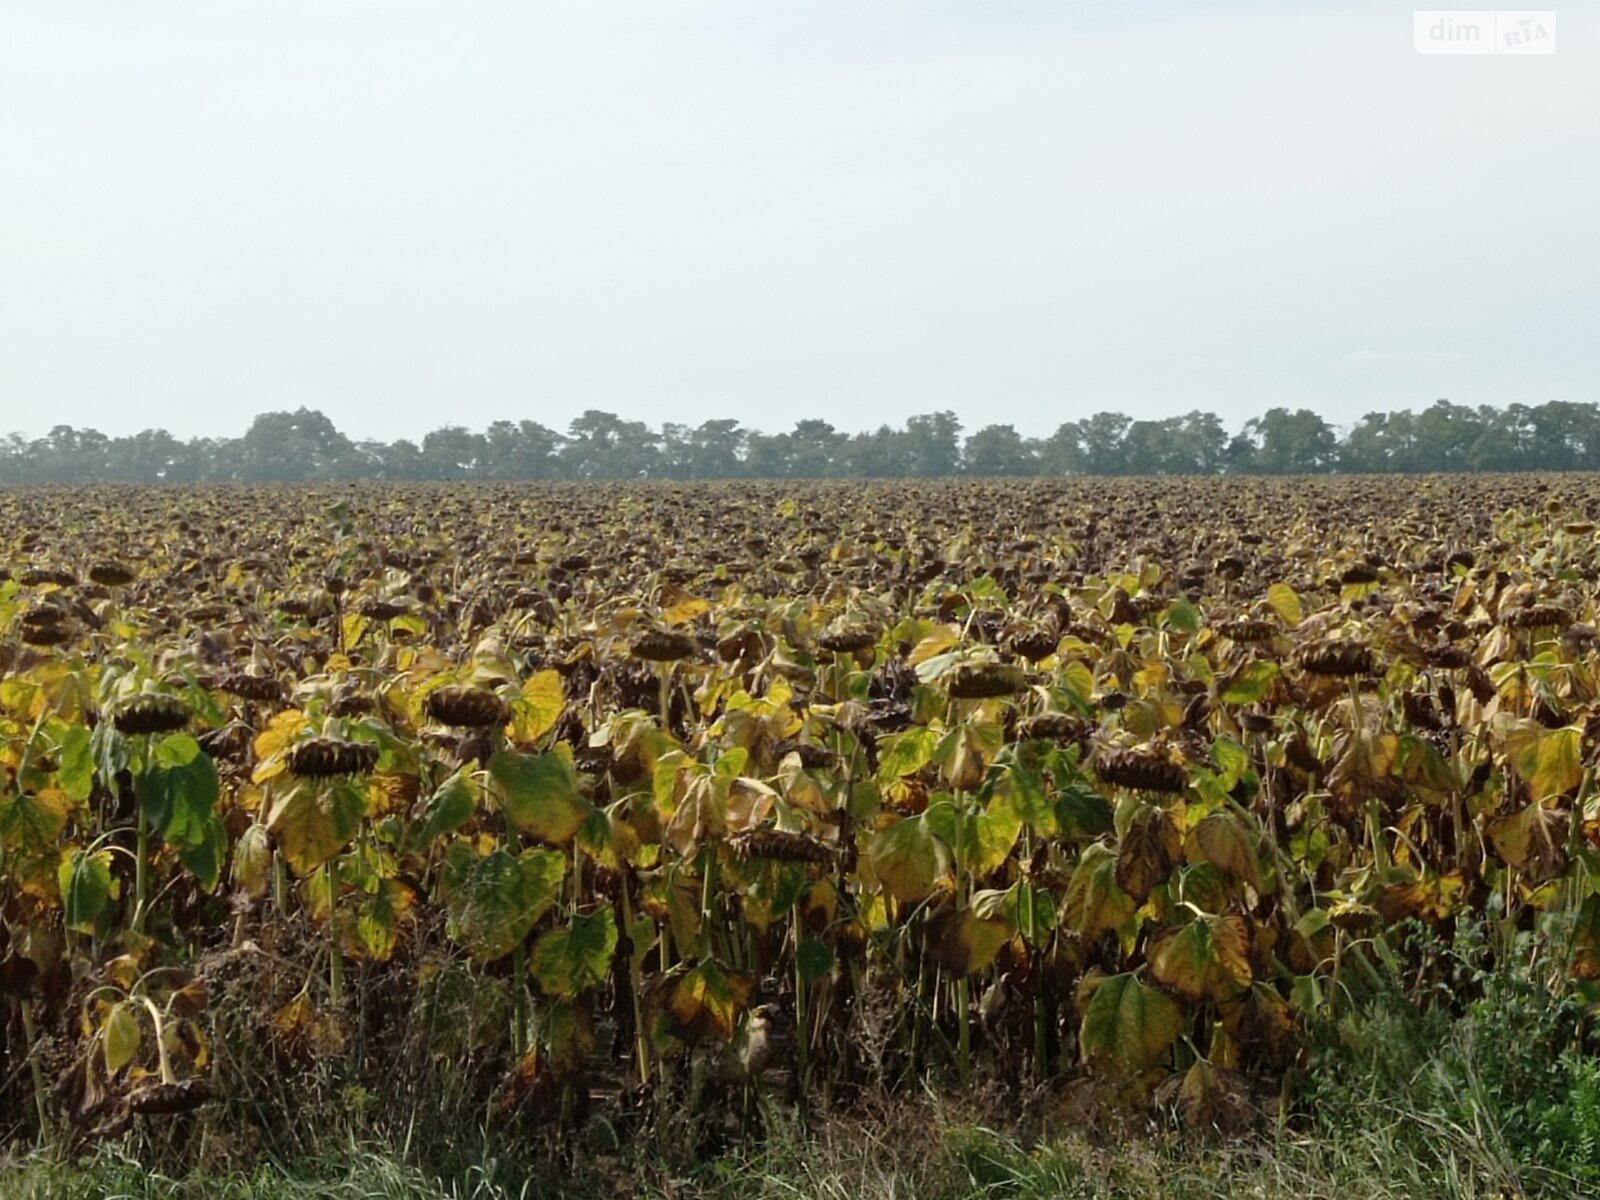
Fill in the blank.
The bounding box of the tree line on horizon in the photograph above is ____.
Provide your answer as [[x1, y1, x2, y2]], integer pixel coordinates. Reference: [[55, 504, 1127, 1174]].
[[3, 399, 1599, 484]]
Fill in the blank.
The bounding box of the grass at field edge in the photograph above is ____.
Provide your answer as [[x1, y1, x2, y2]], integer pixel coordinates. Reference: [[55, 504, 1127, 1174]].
[[0, 1108, 1582, 1200]]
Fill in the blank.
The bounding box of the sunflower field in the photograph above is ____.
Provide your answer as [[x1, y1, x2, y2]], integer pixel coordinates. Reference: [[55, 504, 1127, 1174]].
[[2, 476, 1599, 1155]]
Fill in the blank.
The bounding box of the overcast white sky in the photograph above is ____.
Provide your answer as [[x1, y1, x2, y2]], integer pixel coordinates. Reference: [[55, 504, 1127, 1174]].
[[1, 1, 1594, 442]]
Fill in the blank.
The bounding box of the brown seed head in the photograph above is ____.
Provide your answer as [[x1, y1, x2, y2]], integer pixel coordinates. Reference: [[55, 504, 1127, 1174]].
[[945, 662, 1025, 700], [127, 1079, 214, 1115], [730, 828, 833, 864], [1340, 564, 1380, 586], [1006, 627, 1060, 662], [1218, 619, 1278, 644], [113, 694, 190, 736], [1503, 603, 1571, 631], [816, 625, 878, 655], [1297, 641, 1374, 678], [288, 736, 379, 778], [425, 685, 511, 728], [1092, 747, 1187, 794], [629, 630, 698, 662], [219, 672, 285, 704], [89, 562, 136, 587], [357, 599, 410, 620], [1016, 712, 1092, 745]]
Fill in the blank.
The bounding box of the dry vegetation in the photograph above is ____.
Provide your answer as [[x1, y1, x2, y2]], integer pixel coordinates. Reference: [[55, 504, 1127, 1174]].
[[1, 476, 1599, 1192]]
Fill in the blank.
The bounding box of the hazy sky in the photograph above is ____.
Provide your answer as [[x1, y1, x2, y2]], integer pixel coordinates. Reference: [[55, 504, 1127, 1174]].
[[2, 1, 1594, 442]]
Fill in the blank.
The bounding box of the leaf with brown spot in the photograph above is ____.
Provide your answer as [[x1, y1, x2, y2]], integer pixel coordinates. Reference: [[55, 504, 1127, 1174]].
[[490, 746, 593, 845], [1500, 721, 1583, 801], [1062, 843, 1138, 938], [865, 814, 953, 902], [1115, 805, 1181, 904], [1158, 1058, 1253, 1135], [1149, 913, 1253, 1001], [1190, 810, 1262, 892], [1487, 805, 1570, 884], [925, 905, 1011, 977], [1079, 972, 1184, 1072], [1376, 869, 1470, 924], [656, 960, 756, 1044]]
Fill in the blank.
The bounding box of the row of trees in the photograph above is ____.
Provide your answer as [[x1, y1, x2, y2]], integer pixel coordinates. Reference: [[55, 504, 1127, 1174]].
[[3, 401, 1598, 483]]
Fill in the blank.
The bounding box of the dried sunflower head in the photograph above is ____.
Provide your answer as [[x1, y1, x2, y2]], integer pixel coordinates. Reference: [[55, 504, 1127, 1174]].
[[112, 694, 190, 736], [1005, 626, 1060, 663], [1218, 618, 1278, 645], [1238, 711, 1274, 735], [1297, 641, 1374, 678], [944, 662, 1025, 700], [1091, 747, 1187, 794], [1016, 712, 1091, 745], [425, 685, 511, 728], [1424, 643, 1473, 670], [21, 623, 74, 647], [1340, 563, 1380, 586], [816, 624, 878, 655], [629, 630, 698, 662], [1502, 602, 1571, 631], [89, 562, 136, 587], [329, 687, 375, 717], [1561, 623, 1598, 654], [288, 736, 379, 778], [219, 672, 285, 704], [127, 1079, 214, 1115], [19, 566, 76, 588], [730, 828, 833, 864], [357, 598, 410, 621]]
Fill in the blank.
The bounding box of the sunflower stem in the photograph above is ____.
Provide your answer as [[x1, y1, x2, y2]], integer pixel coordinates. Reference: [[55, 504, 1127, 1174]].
[[132, 805, 150, 936], [273, 849, 288, 917], [698, 844, 716, 961], [620, 878, 651, 1085], [956, 976, 971, 1081], [511, 944, 528, 1056], [325, 865, 344, 1006], [792, 902, 810, 1100], [139, 996, 177, 1084], [19, 999, 48, 1140]]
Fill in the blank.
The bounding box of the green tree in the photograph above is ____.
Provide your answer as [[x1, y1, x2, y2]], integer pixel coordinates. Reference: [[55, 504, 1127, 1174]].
[[1044, 412, 1132, 475], [1413, 400, 1483, 471], [481, 420, 564, 480], [840, 426, 902, 477], [902, 411, 963, 476], [963, 424, 1038, 476], [1176, 411, 1229, 474], [785, 420, 847, 478], [420, 426, 486, 479], [1468, 404, 1536, 471], [1241, 408, 1337, 474], [236, 409, 354, 482], [561, 411, 661, 479], [687, 419, 745, 478], [1340, 411, 1401, 472]]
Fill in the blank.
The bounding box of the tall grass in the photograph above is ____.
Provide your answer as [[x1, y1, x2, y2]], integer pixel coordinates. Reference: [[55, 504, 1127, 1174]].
[[7, 922, 1597, 1200]]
